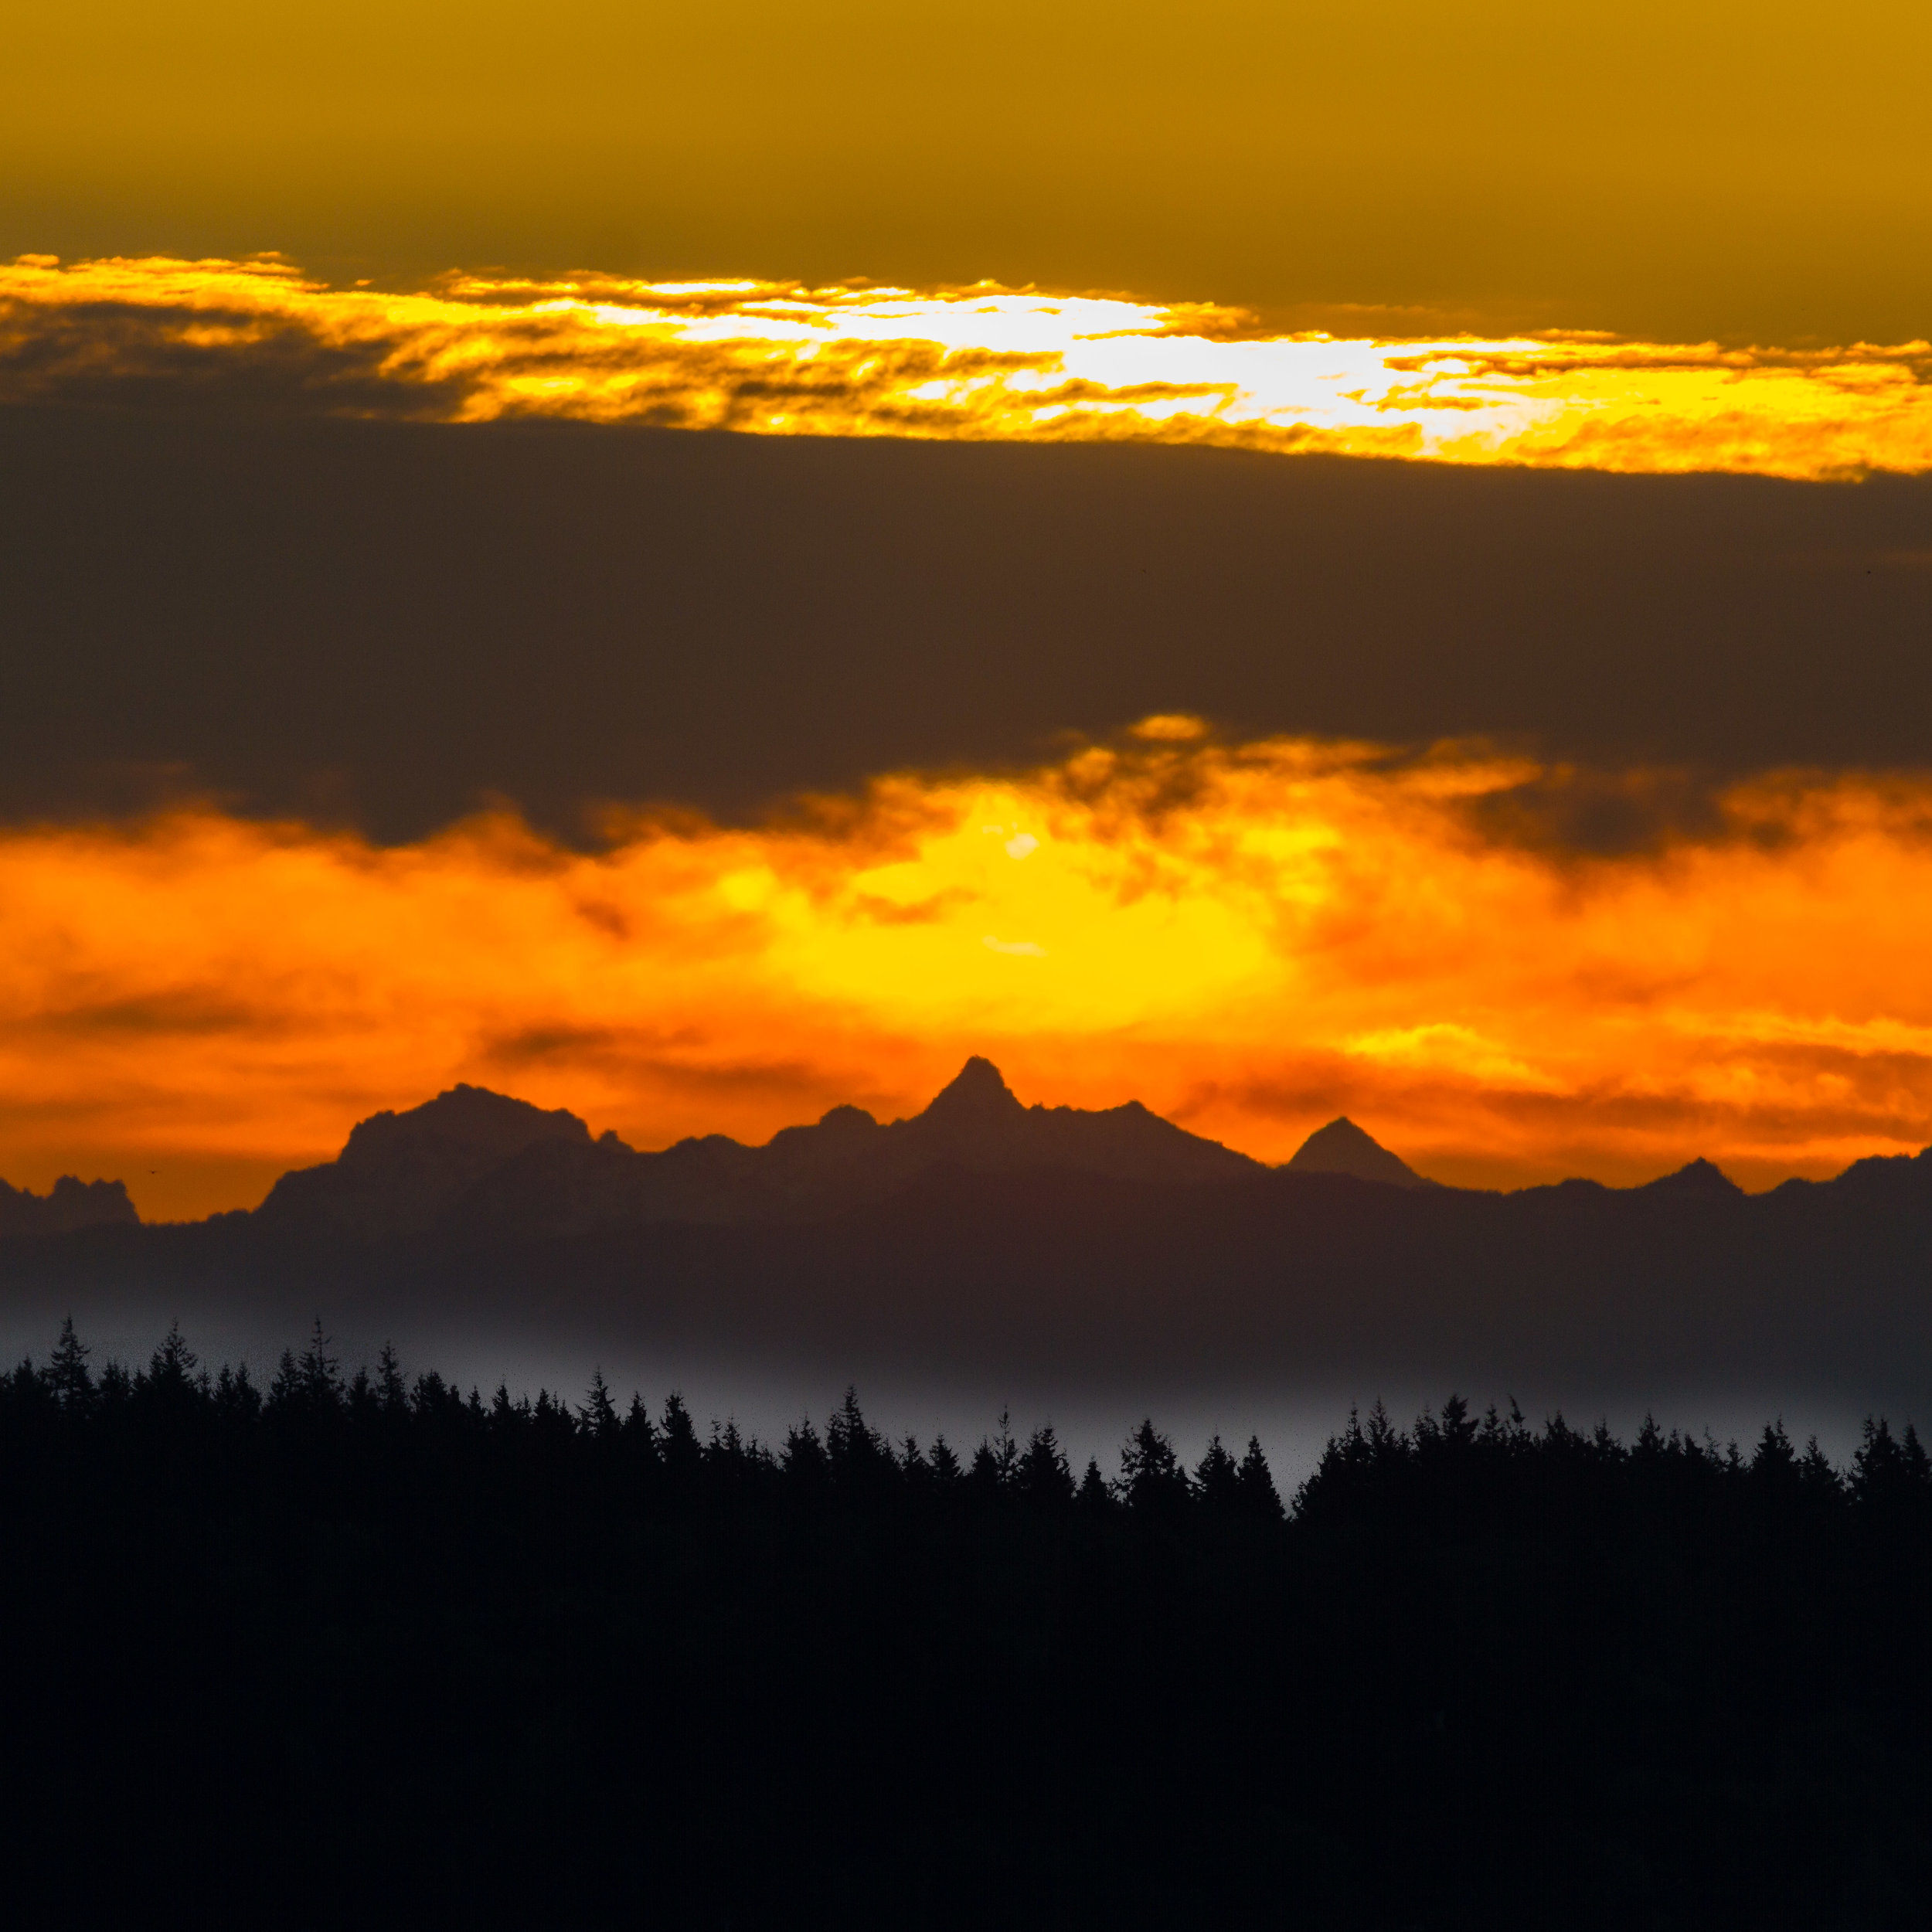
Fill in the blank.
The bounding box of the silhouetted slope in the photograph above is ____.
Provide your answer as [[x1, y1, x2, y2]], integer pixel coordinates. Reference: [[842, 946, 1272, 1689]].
[[494, 1155, 1932, 1397], [255, 1083, 594, 1238], [1641, 1155, 1745, 1198], [1286, 1116, 1426, 1187], [10, 1072, 1932, 1404], [252, 1058, 1263, 1242], [879, 1056, 1260, 1186], [0, 1174, 138, 1237], [14, 1145, 1932, 1407]]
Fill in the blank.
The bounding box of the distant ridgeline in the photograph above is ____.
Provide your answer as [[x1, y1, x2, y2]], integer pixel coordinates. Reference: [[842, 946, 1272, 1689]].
[[2, 1322, 1929, 1920], [4, 1058, 1425, 1245], [247, 1057, 1288, 1241], [7, 1060, 1932, 1400], [0, 1173, 135, 1239]]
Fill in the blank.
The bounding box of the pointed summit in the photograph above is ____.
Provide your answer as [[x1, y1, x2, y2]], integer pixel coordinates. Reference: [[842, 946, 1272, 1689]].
[[1286, 1117, 1426, 1189], [892, 1056, 1262, 1185], [920, 1056, 1026, 1128], [1640, 1156, 1743, 1199]]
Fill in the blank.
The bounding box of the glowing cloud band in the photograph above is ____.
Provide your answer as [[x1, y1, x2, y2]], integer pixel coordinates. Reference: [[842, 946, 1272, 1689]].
[[9, 728, 1932, 1216], [6, 256, 1932, 481]]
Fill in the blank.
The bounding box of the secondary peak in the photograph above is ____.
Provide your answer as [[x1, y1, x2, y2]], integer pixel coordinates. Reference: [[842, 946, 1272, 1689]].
[[1286, 1116, 1426, 1189]]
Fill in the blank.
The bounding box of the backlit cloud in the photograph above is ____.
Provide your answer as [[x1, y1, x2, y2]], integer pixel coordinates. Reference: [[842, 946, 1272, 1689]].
[[5, 255, 1932, 481], [8, 729, 1932, 1216]]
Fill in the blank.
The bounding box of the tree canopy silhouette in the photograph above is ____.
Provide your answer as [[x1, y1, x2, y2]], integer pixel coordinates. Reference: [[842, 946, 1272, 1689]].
[[2, 1324, 1928, 1926]]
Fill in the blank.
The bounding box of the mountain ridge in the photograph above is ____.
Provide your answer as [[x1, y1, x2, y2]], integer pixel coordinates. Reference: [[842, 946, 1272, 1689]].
[[0, 1174, 139, 1239], [0, 1063, 1827, 1244], [12, 1139, 1932, 1410], [253, 1056, 1269, 1243]]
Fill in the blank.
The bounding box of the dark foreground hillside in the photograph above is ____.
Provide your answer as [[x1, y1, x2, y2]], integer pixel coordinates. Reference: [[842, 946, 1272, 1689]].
[[3, 1324, 1930, 1927]]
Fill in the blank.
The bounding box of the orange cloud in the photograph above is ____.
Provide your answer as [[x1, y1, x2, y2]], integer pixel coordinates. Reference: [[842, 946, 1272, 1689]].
[[5, 256, 1932, 481], [8, 730, 1932, 1217]]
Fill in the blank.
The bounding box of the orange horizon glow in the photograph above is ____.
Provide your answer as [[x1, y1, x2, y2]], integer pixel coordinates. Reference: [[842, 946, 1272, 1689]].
[[6, 255, 1932, 481], [9, 726, 1932, 1219]]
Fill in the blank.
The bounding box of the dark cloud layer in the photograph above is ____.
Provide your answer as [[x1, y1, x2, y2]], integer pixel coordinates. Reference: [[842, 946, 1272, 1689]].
[[3, 406, 1930, 845]]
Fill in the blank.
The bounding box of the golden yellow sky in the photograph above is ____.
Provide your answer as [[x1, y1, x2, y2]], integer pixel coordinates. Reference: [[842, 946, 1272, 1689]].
[[9, 257, 1932, 480], [10, 264, 1929, 1206], [6, 19, 1932, 1214], [5, 0, 1930, 343], [12, 726, 1932, 1218]]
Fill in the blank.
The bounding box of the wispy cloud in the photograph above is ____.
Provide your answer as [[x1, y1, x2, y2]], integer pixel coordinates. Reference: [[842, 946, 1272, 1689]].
[[5, 256, 1931, 481], [8, 730, 1932, 1214]]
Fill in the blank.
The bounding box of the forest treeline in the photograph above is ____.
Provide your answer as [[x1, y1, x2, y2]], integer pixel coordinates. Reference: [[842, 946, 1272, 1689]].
[[4, 1319, 1930, 1927]]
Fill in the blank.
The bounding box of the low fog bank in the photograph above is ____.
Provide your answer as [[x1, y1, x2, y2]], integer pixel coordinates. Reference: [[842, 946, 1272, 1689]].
[[0, 1279, 1896, 1492], [9, 1145, 1932, 1486]]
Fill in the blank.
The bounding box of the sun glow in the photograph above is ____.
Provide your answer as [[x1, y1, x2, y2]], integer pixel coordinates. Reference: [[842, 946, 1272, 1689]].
[[9, 729, 1932, 1217], [5, 255, 1932, 481]]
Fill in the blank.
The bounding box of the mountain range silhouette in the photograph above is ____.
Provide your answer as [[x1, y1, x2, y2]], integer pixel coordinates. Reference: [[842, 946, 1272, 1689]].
[[12, 1060, 1753, 1240], [6, 1060, 1931, 1405], [0, 1173, 139, 1240], [253, 1057, 1277, 1241]]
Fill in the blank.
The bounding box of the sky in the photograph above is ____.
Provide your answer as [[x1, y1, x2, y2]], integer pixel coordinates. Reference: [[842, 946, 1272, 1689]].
[[7, 0, 1932, 344], [4, 2, 1932, 1220]]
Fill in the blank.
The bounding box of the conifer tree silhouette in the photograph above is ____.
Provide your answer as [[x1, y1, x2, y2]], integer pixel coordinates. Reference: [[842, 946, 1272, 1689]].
[[1118, 1419, 1191, 1515], [1193, 1434, 1242, 1514], [580, 1369, 620, 1440], [927, 1435, 963, 1492], [1016, 1423, 1075, 1507], [297, 1318, 342, 1410], [1236, 1436, 1284, 1522], [1751, 1419, 1798, 1481], [1077, 1455, 1113, 1515], [661, 1391, 703, 1485], [5, 1309, 1931, 1925], [148, 1319, 198, 1393], [213, 1359, 260, 1423], [783, 1414, 828, 1492], [827, 1387, 894, 1495], [982, 1406, 1021, 1491], [46, 1315, 92, 1414], [622, 1390, 661, 1471], [1798, 1433, 1842, 1498], [376, 1342, 409, 1417]]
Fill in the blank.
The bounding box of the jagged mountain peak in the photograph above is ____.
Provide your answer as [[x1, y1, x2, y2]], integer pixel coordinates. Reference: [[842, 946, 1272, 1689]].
[[1286, 1116, 1426, 1189], [1641, 1155, 1743, 1198], [919, 1056, 1025, 1127], [248, 1059, 1264, 1243], [0, 1174, 140, 1237]]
